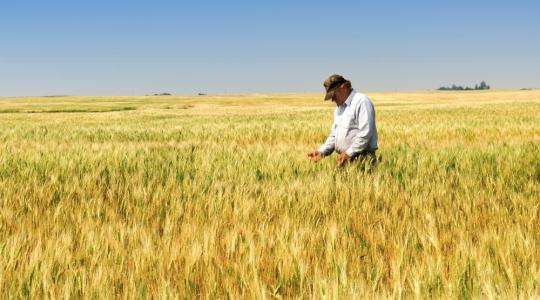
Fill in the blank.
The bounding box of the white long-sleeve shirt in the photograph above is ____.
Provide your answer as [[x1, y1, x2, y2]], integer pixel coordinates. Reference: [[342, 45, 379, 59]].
[[318, 90, 378, 157]]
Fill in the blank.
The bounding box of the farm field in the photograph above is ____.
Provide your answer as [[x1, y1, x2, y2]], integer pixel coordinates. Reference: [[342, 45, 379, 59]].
[[1, 90, 540, 298]]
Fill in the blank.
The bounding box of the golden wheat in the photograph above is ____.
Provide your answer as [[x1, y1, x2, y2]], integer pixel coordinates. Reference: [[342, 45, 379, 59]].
[[0, 90, 539, 298]]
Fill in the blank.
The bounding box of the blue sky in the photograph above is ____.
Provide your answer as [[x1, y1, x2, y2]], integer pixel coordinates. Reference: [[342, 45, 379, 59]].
[[1, 0, 539, 96]]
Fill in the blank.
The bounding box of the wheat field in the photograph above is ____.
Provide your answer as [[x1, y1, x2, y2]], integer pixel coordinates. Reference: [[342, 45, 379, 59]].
[[0, 90, 539, 298]]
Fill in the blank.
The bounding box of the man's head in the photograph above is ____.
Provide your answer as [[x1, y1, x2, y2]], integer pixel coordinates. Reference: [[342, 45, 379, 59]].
[[324, 74, 352, 106]]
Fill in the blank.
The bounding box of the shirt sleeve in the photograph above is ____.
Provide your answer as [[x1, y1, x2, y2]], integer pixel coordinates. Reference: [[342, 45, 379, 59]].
[[345, 98, 375, 157], [318, 114, 337, 156]]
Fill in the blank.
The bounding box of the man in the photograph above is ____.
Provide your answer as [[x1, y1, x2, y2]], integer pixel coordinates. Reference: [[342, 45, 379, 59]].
[[308, 74, 378, 167]]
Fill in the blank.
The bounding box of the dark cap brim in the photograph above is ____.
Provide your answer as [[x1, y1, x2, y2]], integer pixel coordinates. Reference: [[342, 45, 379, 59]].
[[324, 89, 335, 101]]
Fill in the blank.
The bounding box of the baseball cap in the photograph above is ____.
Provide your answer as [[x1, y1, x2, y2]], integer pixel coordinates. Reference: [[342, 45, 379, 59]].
[[323, 74, 347, 100]]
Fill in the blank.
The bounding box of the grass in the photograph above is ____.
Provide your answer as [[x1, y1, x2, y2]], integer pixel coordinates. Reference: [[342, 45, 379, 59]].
[[0, 90, 539, 298]]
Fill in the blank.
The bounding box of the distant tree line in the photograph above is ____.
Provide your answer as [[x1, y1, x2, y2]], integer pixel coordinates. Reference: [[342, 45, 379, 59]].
[[438, 81, 490, 91]]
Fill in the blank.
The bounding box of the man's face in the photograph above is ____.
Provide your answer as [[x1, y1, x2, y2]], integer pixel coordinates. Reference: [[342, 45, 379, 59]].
[[331, 84, 348, 106]]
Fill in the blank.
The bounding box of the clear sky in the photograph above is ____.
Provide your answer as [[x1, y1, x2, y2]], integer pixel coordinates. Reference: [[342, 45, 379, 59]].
[[1, 0, 539, 96]]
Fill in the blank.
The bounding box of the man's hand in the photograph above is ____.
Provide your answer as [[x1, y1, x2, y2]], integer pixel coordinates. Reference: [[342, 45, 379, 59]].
[[336, 152, 351, 167], [308, 150, 323, 162]]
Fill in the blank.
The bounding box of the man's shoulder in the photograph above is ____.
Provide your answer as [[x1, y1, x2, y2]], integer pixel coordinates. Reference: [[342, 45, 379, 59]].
[[351, 91, 371, 105], [353, 91, 368, 99]]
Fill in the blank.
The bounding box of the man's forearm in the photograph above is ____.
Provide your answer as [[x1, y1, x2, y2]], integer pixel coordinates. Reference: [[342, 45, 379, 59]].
[[318, 142, 335, 156], [319, 125, 336, 156], [346, 131, 370, 157]]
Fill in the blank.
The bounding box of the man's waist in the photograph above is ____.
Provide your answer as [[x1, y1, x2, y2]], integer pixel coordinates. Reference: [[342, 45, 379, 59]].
[[335, 148, 377, 155]]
